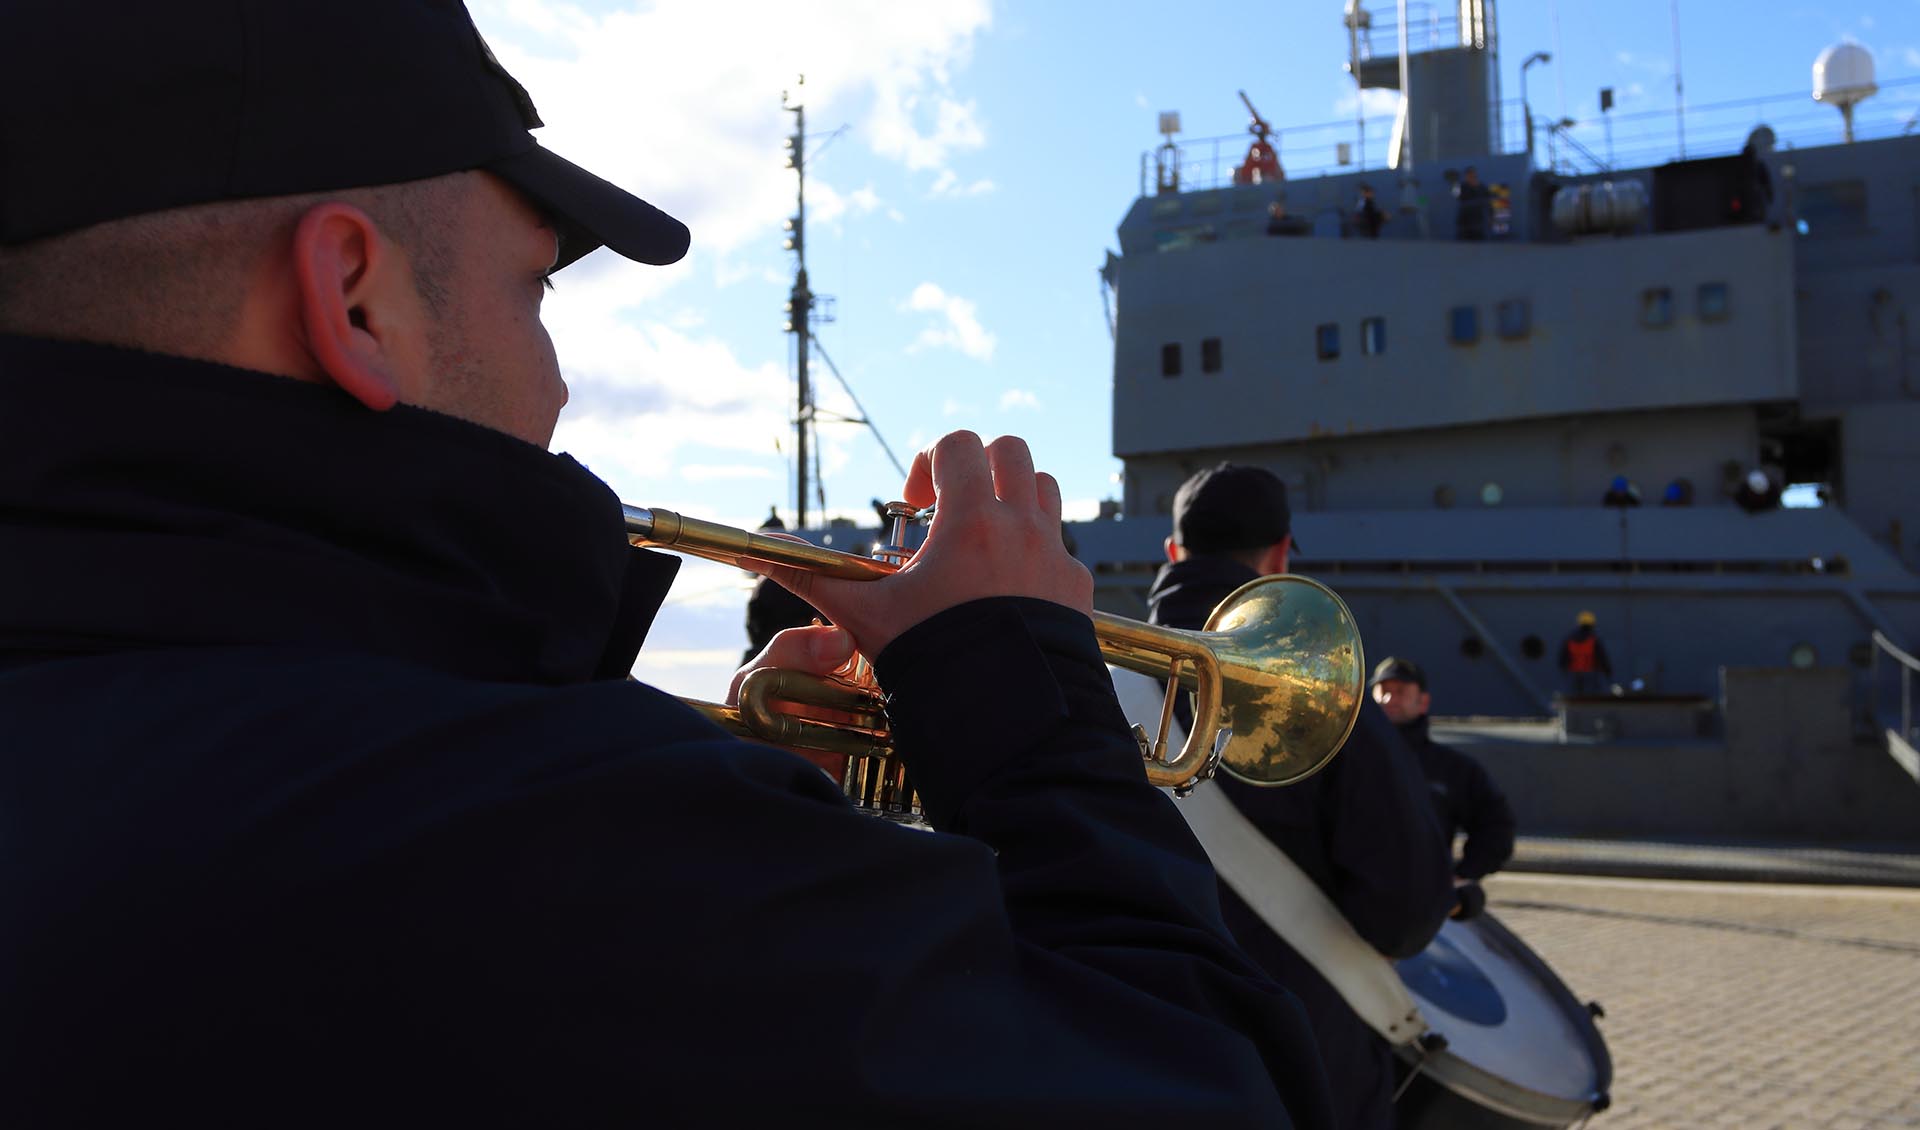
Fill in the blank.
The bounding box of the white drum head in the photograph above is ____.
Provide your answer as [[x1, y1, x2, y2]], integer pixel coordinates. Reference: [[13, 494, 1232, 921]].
[[1395, 913, 1611, 1123]]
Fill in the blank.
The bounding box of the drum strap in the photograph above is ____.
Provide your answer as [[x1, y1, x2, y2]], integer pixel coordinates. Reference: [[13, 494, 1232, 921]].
[[1176, 783, 1431, 1047], [1108, 667, 1430, 1048]]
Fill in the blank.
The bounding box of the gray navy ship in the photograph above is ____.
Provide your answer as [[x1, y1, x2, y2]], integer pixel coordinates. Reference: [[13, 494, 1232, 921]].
[[1068, 1, 1920, 848], [797, 1, 1920, 848]]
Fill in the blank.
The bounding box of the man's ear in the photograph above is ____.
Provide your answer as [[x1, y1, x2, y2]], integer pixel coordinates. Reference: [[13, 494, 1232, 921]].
[[1255, 534, 1292, 576], [1164, 536, 1184, 563], [291, 203, 409, 411]]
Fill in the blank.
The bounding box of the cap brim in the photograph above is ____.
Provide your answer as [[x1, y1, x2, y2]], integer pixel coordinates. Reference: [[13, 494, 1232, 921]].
[[489, 143, 690, 270]]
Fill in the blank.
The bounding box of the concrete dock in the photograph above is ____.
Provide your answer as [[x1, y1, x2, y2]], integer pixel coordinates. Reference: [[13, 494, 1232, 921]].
[[1480, 871, 1920, 1129]]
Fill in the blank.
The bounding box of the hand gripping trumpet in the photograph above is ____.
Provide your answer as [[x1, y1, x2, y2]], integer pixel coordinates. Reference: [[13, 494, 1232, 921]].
[[626, 502, 1365, 813]]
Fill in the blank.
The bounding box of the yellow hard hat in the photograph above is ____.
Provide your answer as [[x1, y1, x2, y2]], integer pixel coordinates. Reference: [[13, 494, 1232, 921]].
[[1577, 610, 1597, 627]]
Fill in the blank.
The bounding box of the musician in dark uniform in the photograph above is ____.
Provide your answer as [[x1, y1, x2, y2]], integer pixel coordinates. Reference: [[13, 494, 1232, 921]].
[[0, 5, 1333, 1126], [1148, 464, 1455, 1130], [1369, 657, 1517, 883]]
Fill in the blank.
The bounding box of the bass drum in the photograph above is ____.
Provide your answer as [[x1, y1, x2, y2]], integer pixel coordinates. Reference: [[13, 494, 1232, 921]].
[[1393, 912, 1612, 1128]]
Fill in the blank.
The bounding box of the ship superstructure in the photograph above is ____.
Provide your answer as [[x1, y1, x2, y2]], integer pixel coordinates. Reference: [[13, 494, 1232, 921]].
[[1076, 1, 1920, 746]]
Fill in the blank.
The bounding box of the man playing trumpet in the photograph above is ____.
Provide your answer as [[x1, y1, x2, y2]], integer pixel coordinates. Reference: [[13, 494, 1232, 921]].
[[0, 2, 1332, 1126]]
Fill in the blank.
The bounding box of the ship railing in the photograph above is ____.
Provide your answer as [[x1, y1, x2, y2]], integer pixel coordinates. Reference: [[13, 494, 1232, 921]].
[[1541, 75, 1920, 177], [1348, 3, 1478, 62], [1870, 630, 1920, 783], [1141, 101, 1527, 193], [1142, 75, 1920, 196]]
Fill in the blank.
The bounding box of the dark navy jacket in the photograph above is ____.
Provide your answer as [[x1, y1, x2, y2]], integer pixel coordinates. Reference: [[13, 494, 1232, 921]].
[[1395, 715, 1517, 880], [0, 337, 1334, 1128], [1150, 556, 1453, 1130]]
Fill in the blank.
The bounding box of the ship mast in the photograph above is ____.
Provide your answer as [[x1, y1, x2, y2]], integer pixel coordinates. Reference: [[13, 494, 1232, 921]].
[[782, 83, 814, 528]]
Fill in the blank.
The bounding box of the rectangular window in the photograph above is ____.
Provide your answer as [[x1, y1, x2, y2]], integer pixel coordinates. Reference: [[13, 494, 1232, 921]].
[[1640, 287, 1674, 328], [1201, 337, 1223, 373], [1161, 343, 1182, 377], [1697, 282, 1730, 321], [1797, 180, 1868, 235], [1497, 298, 1531, 340], [1448, 306, 1479, 345], [1360, 317, 1386, 355], [1315, 323, 1340, 360]]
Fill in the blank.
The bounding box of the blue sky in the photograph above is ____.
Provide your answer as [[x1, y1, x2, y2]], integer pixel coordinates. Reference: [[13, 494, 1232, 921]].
[[469, 0, 1920, 696]]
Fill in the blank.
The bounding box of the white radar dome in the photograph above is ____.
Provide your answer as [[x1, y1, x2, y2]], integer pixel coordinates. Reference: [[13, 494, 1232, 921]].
[[1812, 41, 1877, 107]]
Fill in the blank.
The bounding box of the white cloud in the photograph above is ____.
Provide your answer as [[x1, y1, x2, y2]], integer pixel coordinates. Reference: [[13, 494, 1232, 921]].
[[998, 389, 1041, 411], [713, 260, 785, 288], [683, 464, 779, 482], [928, 169, 997, 197], [1061, 496, 1104, 522], [1333, 87, 1400, 118], [940, 398, 975, 418], [542, 281, 791, 502], [1904, 46, 1920, 68], [635, 646, 746, 668], [869, 88, 989, 174], [808, 179, 888, 227], [464, 3, 996, 506], [472, 0, 993, 258], [902, 282, 996, 361]]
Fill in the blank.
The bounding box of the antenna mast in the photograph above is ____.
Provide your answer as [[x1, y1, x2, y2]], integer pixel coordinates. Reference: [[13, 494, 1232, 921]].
[[782, 81, 814, 528]]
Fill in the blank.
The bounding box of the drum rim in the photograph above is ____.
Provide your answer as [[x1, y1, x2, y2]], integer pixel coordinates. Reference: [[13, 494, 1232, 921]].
[[1395, 912, 1613, 1124]]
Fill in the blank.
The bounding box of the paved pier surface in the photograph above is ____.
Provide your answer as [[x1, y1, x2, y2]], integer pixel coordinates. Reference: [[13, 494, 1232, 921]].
[[1508, 837, 1920, 887], [1481, 873, 1920, 1129]]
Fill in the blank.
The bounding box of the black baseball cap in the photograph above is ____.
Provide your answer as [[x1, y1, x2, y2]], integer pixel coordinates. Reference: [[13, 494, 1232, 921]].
[[0, 0, 688, 271], [1172, 463, 1297, 554], [1369, 656, 1428, 690]]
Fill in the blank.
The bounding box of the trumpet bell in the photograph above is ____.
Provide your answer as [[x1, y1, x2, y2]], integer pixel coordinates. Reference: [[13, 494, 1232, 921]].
[[1203, 575, 1364, 786], [1098, 573, 1362, 789]]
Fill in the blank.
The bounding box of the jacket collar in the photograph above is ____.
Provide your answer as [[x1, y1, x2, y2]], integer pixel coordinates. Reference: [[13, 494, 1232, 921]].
[[1145, 555, 1260, 631], [0, 334, 677, 683]]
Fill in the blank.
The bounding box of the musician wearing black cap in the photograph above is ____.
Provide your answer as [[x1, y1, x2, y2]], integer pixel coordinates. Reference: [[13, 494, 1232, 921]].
[[1147, 464, 1455, 1130], [1370, 657, 1517, 886], [0, 5, 1333, 1126]]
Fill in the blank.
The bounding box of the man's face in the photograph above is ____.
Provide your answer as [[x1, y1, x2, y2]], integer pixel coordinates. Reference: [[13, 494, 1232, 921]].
[[415, 172, 568, 447], [1372, 678, 1430, 724]]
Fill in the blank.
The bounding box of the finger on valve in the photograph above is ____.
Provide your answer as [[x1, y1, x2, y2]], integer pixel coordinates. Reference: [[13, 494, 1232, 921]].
[[730, 623, 856, 780], [753, 430, 1090, 655]]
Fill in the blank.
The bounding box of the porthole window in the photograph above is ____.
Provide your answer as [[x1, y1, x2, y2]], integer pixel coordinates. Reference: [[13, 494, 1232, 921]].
[[1460, 637, 1486, 660], [1789, 642, 1817, 669], [1161, 343, 1182, 377], [1521, 634, 1546, 660], [1434, 484, 1456, 509], [1481, 482, 1504, 506], [1201, 337, 1223, 373]]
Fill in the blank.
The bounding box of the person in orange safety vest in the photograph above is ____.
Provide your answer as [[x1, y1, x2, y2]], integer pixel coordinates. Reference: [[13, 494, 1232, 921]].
[[1558, 611, 1613, 696]]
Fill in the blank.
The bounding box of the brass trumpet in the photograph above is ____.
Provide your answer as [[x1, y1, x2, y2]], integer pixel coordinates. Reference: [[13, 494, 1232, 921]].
[[626, 503, 1363, 797]]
